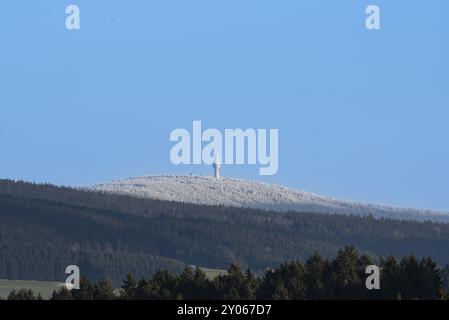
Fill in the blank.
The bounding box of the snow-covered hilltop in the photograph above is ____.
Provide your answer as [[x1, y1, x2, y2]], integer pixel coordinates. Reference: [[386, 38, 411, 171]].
[[89, 175, 449, 223]]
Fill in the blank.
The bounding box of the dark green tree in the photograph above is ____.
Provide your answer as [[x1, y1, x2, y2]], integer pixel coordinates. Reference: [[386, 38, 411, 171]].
[[93, 278, 116, 300], [71, 277, 95, 300], [120, 273, 137, 299], [214, 263, 255, 299], [305, 252, 330, 299], [8, 289, 41, 300]]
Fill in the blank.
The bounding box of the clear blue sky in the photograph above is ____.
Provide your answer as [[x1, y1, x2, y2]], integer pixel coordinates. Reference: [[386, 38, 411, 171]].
[[1, 1, 448, 210]]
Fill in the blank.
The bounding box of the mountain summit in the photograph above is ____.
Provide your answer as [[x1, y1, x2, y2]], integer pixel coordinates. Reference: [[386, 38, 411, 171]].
[[90, 175, 449, 223]]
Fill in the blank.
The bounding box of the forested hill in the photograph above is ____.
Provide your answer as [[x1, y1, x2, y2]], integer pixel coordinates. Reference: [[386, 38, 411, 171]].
[[91, 175, 449, 223], [1, 179, 449, 285]]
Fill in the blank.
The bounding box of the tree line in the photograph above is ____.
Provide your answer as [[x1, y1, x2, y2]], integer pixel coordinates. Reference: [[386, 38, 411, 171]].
[[3, 247, 449, 300]]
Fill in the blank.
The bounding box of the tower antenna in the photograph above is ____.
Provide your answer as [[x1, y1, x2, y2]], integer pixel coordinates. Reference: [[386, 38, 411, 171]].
[[213, 156, 221, 179]]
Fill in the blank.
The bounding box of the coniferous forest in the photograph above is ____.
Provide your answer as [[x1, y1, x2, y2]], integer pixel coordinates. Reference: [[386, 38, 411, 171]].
[[1, 179, 449, 300], [4, 247, 449, 300]]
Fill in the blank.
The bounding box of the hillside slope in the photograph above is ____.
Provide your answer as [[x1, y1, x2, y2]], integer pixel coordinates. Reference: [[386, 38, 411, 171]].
[[2, 179, 449, 285], [91, 175, 449, 223]]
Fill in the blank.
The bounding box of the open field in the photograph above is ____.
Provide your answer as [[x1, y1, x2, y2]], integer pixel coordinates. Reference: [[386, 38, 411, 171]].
[[200, 267, 227, 280], [0, 279, 63, 300]]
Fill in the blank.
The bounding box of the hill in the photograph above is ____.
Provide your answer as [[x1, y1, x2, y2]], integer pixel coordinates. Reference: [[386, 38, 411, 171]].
[[91, 175, 449, 223], [1, 179, 449, 285]]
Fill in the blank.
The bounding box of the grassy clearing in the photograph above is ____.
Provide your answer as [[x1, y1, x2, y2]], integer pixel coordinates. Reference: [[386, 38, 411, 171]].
[[0, 279, 63, 300], [200, 267, 227, 280]]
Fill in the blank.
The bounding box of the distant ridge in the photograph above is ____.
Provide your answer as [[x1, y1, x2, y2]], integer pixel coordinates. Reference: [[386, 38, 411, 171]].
[[90, 175, 449, 223]]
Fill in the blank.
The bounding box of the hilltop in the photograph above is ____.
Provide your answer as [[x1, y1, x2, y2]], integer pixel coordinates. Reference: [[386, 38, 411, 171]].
[[91, 175, 449, 223]]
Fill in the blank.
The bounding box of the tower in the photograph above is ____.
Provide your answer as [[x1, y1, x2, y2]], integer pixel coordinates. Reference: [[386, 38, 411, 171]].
[[213, 156, 221, 179]]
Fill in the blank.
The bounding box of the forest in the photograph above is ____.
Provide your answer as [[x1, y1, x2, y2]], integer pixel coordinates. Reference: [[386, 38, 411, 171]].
[[4, 247, 449, 300], [1, 179, 449, 286]]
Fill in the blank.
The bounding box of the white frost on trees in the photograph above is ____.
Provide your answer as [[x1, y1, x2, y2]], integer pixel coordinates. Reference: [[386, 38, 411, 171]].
[[89, 175, 449, 223]]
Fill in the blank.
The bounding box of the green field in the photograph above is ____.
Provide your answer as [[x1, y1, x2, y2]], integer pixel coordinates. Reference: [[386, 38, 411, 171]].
[[200, 267, 227, 280], [0, 279, 63, 300]]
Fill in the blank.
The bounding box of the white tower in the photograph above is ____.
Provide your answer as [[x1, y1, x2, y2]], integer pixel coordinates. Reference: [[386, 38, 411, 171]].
[[213, 156, 221, 179]]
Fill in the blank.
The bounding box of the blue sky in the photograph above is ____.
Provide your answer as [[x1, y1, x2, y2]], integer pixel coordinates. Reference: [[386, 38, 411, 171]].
[[1, 1, 448, 210]]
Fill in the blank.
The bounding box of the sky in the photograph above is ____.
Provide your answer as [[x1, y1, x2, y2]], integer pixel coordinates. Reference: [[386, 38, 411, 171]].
[[0, 1, 448, 211]]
